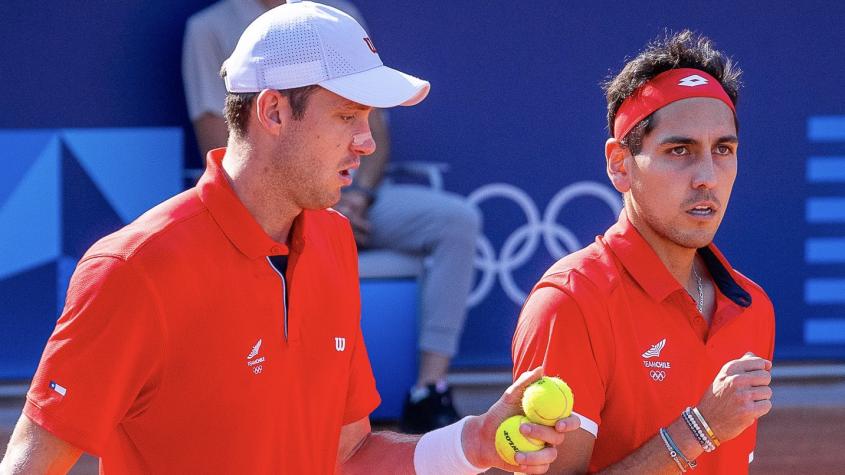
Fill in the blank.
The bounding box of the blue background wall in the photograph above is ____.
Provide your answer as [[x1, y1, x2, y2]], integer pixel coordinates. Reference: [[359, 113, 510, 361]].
[[2, 1, 844, 378]]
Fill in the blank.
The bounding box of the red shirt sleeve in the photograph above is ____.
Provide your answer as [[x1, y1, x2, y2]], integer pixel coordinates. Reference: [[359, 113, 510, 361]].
[[24, 255, 166, 455], [338, 225, 379, 425], [341, 327, 381, 425], [512, 280, 610, 432], [763, 295, 776, 362]]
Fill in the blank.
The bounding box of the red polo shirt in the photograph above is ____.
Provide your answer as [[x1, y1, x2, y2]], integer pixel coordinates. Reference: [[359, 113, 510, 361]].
[[512, 211, 775, 474], [25, 148, 380, 473]]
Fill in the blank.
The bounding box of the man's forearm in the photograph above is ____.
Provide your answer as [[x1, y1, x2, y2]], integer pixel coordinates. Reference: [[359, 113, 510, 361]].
[[339, 368, 576, 475], [0, 414, 82, 475], [338, 430, 419, 475], [599, 417, 705, 474]]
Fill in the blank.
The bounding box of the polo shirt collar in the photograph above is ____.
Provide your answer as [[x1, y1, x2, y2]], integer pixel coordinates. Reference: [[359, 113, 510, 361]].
[[197, 148, 308, 259], [604, 210, 751, 307], [698, 245, 752, 307]]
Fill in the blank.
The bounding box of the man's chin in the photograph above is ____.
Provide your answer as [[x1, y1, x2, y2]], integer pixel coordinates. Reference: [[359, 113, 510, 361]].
[[304, 194, 341, 211], [674, 231, 716, 250]]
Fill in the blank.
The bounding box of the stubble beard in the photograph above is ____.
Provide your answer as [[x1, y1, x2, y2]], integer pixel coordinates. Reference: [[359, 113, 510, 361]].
[[628, 192, 721, 251], [271, 130, 340, 211], [652, 215, 717, 250]]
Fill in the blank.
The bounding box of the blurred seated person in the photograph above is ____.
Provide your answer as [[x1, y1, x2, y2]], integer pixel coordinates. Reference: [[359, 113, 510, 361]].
[[182, 0, 481, 432]]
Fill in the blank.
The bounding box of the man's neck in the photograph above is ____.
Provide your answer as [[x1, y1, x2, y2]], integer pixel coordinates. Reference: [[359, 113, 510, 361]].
[[625, 208, 698, 293], [222, 145, 300, 244]]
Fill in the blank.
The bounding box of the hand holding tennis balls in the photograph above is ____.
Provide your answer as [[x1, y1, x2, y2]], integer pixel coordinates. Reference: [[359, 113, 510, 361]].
[[494, 375, 576, 467], [460, 368, 579, 473], [457, 368, 578, 474]]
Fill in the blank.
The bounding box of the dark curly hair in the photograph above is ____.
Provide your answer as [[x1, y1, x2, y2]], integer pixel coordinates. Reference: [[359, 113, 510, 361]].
[[602, 30, 742, 154]]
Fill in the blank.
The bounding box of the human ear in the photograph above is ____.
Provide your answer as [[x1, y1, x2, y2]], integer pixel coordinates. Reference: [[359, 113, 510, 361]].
[[254, 90, 291, 136], [605, 138, 631, 193]]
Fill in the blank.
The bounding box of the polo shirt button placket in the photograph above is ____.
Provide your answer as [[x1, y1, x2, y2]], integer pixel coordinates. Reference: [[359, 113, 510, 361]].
[[678, 294, 707, 338]]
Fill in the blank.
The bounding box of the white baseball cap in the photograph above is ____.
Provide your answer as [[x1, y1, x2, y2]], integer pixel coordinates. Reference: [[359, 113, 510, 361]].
[[223, 0, 430, 108]]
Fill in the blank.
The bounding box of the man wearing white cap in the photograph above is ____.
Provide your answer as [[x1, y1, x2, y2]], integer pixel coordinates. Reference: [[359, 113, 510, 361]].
[[183, 1, 482, 433], [0, 2, 577, 474]]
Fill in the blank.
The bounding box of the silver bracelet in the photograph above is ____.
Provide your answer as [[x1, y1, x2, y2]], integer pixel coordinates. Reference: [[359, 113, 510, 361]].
[[659, 428, 687, 473], [667, 420, 698, 470], [692, 407, 721, 447]]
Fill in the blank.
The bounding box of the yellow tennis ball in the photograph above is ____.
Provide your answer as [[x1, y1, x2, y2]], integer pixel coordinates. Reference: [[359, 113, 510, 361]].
[[522, 376, 574, 426], [494, 415, 545, 466]]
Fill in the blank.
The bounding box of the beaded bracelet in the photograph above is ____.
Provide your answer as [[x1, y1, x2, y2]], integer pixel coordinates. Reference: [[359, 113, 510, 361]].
[[659, 427, 688, 473], [681, 409, 704, 447], [692, 407, 721, 447], [682, 407, 715, 453]]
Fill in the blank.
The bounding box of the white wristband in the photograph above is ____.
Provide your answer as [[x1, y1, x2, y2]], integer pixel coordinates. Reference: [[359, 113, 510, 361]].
[[413, 416, 489, 475]]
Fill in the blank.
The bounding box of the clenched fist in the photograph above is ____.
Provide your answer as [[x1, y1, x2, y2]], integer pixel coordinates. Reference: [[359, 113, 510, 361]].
[[697, 352, 773, 442]]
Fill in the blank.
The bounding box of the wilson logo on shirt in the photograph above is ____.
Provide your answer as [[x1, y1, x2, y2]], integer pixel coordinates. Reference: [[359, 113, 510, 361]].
[[335, 337, 346, 352], [247, 338, 265, 375], [641, 338, 671, 382]]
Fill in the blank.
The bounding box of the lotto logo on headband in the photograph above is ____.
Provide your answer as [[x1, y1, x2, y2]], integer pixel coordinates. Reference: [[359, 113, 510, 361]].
[[678, 75, 709, 87]]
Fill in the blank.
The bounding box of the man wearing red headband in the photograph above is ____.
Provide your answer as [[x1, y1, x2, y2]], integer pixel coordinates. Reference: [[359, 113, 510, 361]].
[[512, 30, 775, 473]]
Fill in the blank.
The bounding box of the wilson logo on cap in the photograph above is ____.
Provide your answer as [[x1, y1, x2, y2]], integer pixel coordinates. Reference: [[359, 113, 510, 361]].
[[363, 37, 377, 53]]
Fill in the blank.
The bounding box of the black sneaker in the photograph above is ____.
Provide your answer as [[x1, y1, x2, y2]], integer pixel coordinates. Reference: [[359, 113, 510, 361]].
[[399, 383, 461, 434]]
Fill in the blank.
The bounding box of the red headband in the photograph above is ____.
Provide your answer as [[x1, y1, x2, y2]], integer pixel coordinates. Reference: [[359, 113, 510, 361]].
[[613, 68, 735, 140]]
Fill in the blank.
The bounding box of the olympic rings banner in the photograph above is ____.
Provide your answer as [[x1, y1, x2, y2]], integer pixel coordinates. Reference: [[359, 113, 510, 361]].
[[467, 182, 622, 308], [456, 180, 624, 366]]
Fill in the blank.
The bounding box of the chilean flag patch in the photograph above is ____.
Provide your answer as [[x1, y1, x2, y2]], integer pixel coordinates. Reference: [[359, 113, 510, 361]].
[[49, 381, 67, 396]]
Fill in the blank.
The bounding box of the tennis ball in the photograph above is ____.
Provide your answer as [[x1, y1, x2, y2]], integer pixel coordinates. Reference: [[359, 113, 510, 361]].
[[495, 415, 545, 466], [522, 376, 574, 426]]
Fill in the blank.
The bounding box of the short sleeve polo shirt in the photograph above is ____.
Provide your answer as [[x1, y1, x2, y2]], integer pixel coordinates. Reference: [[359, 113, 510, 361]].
[[512, 211, 775, 474], [25, 148, 380, 474]]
